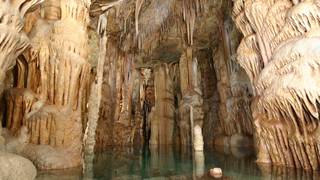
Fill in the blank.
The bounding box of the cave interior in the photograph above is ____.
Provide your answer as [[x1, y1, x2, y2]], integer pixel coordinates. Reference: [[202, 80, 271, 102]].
[[1, 0, 320, 179]]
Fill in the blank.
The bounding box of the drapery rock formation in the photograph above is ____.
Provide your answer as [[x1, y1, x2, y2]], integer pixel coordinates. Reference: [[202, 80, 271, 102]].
[[233, 0, 320, 170], [4, 0, 92, 169], [0, 0, 43, 178], [0, 0, 43, 140], [0, 0, 42, 95]]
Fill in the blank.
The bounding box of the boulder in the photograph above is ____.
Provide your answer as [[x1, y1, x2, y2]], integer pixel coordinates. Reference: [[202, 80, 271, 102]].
[[0, 152, 37, 180]]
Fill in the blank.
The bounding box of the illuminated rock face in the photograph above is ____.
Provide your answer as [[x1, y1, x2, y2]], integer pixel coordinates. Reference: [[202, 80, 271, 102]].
[[0, 0, 43, 95], [0, 0, 42, 156], [233, 0, 320, 170], [0, 0, 42, 139], [4, 0, 92, 169], [0, 1, 43, 177]]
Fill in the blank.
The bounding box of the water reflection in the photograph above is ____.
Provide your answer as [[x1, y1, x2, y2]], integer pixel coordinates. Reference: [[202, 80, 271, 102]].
[[36, 168, 82, 180], [36, 145, 320, 180]]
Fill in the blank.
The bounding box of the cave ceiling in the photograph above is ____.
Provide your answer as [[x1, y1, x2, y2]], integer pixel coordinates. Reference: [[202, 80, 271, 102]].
[[89, 0, 231, 67]]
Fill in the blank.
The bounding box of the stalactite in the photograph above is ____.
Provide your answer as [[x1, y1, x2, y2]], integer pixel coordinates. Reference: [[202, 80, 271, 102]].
[[93, 38, 147, 148], [233, 0, 320, 170], [4, 0, 92, 170], [0, 0, 42, 94], [0, 0, 43, 151], [180, 0, 207, 46], [94, 40, 119, 149], [135, 0, 144, 38]]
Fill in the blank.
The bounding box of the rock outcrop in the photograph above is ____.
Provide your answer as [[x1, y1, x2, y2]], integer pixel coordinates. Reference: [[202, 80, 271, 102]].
[[4, 0, 92, 169], [233, 0, 320, 170]]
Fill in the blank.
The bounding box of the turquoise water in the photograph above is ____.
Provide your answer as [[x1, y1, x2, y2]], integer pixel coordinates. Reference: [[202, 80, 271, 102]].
[[36, 146, 320, 180]]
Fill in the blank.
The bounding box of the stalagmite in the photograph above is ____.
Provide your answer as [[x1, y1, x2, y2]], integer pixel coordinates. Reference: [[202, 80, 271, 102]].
[[193, 125, 204, 151], [179, 47, 204, 150], [83, 13, 108, 177]]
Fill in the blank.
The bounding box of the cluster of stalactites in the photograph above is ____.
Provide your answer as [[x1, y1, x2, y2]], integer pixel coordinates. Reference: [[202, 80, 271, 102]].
[[0, 0, 43, 52], [233, 0, 320, 170], [135, 0, 175, 51], [232, 0, 294, 83], [0, 0, 43, 31], [182, 0, 206, 45], [42, 0, 61, 20], [51, 0, 92, 63], [60, 0, 91, 26], [0, 0, 43, 85]]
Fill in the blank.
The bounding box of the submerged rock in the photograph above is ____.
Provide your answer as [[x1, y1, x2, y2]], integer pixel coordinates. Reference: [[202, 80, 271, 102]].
[[0, 152, 37, 180]]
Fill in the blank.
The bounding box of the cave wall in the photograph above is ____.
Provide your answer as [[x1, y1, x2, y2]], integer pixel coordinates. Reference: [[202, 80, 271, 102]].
[[0, 0, 43, 156], [198, 49, 220, 147], [213, 15, 254, 147], [233, 0, 320, 170], [1, 0, 93, 170]]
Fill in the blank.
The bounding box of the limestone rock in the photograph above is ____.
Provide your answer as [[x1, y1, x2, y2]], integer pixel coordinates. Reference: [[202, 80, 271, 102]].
[[0, 0, 43, 95], [21, 144, 81, 170], [233, 0, 320, 170], [0, 152, 37, 180], [193, 125, 204, 151]]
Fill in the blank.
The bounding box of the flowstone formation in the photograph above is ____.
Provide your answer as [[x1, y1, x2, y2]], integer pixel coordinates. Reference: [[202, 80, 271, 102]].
[[0, 0, 42, 179], [233, 0, 320, 170], [4, 0, 92, 169], [0, 0, 42, 96]]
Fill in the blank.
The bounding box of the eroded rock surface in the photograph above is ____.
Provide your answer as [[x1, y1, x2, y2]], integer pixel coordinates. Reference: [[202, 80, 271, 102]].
[[233, 0, 320, 170], [4, 0, 92, 169]]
